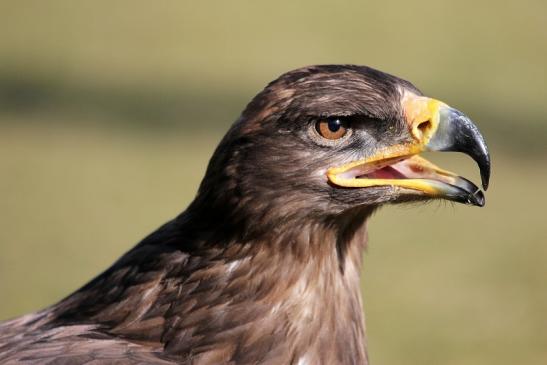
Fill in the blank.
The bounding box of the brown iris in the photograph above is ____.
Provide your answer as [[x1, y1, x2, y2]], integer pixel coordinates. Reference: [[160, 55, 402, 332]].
[[315, 118, 349, 140]]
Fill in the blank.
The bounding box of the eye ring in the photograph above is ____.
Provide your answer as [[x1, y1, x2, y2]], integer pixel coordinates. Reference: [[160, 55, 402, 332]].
[[315, 117, 350, 140]]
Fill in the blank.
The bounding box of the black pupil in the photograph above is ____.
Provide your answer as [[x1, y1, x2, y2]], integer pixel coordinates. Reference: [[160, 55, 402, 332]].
[[328, 118, 342, 132]]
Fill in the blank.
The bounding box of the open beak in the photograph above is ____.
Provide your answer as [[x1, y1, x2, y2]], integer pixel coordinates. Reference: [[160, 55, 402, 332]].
[[327, 95, 491, 206]]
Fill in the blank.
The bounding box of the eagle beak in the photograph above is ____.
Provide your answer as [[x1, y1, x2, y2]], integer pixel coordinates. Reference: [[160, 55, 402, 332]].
[[327, 95, 491, 206]]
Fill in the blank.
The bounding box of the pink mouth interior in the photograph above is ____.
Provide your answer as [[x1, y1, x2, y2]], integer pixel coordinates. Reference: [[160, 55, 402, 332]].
[[345, 156, 437, 181], [343, 157, 411, 180], [364, 165, 407, 179]]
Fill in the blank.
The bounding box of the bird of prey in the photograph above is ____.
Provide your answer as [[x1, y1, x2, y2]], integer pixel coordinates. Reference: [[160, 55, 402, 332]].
[[0, 65, 490, 365]]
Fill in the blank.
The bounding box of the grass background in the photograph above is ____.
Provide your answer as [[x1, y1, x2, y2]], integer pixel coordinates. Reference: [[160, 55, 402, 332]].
[[0, 1, 546, 364]]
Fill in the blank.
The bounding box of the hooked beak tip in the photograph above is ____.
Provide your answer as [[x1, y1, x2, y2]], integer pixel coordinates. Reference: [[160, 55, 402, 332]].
[[427, 106, 491, 192]]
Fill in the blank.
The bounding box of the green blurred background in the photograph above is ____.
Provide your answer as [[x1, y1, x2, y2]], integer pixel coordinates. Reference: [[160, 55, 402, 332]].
[[1, 1, 546, 364]]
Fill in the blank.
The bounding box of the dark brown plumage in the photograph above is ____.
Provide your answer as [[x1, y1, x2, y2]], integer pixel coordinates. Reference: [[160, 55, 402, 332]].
[[0, 65, 490, 364]]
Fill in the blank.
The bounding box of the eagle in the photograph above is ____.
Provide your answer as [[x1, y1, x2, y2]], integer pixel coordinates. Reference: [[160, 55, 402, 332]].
[[0, 65, 490, 365]]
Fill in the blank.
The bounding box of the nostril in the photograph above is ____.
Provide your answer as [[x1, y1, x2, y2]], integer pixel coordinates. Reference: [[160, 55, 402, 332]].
[[417, 120, 432, 134]]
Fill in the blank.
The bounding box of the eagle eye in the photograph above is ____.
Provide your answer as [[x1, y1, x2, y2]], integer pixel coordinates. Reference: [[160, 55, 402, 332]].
[[315, 118, 350, 140]]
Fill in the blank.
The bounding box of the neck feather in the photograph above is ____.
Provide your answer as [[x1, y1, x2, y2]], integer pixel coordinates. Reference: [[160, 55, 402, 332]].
[[49, 208, 372, 365]]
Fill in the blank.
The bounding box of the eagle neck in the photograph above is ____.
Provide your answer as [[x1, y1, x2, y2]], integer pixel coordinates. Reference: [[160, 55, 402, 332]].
[[175, 207, 373, 365], [47, 208, 372, 365]]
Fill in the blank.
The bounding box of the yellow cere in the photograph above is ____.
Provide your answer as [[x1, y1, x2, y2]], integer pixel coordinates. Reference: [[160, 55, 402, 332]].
[[403, 95, 446, 145]]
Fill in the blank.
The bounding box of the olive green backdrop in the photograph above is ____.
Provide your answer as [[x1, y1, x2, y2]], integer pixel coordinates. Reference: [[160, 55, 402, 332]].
[[0, 1, 546, 364]]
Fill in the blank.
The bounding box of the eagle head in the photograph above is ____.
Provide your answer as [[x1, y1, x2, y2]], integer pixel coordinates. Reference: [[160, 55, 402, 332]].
[[191, 65, 490, 236]]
